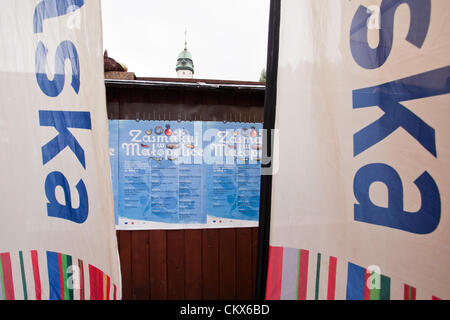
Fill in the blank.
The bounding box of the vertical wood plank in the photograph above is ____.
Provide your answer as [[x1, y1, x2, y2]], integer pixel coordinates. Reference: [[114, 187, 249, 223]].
[[185, 230, 203, 300], [219, 228, 236, 299], [117, 231, 132, 300], [149, 231, 167, 300], [131, 231, 150, 299], [167, 230, 185, 300], [202, 229, 220, 300], [236, 228, 253, 299]]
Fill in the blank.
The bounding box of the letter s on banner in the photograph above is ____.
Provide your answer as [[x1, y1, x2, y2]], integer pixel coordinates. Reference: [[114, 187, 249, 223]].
[[350, 0, 431, 69]]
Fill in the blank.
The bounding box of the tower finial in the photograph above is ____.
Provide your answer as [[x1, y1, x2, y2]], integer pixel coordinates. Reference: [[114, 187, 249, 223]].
[[184, 28, 187, 50]]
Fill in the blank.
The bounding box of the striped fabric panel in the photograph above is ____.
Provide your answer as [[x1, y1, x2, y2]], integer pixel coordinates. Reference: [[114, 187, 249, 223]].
[[78, 259, 85, 300], [0, 251, 118, 300], [314, 253, 321, 300], [280, 247, 299, 300], [327, 256, 337, 300], [265, 246, 283, 300], [31, 250, 42, 300], [47, 251, 62, 300], [18, 251, 27, 300], [346, 263, 365, 300], [47, 252, 118, 300], [47, 251, 75, 300], [89, 264, 115, 300], [268, 247, 442, 301], [313, 252, 338, 300], [297, 249, 309, 300], [90, 265, 103, 300], [0, 253, 15, 300], [267, 246, 340, 300], [404, 284, 416, 300], [0, 263, 2, 301], [346, 262, 390, 300]]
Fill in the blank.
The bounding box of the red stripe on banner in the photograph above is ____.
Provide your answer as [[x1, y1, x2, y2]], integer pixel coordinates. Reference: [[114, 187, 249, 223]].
[[327, 256, 337, 300], [98, 268, 104, 300], [57, 253, 64, 300], [363, 269, 371, 300], [0, 253, 15, 300], [432, 296, 441, 300], [89, 265, 104, 300], [31, 251, 41, 300], [411, 286, 416, 300], [89, 265, 96, 300], [106, 275, 111, 300], [404, 284, 410, 300], [265, 246, 283, 300], [114, 284, 117, 300], [78, 260, 85, 300], [297, 250, 309, 300]]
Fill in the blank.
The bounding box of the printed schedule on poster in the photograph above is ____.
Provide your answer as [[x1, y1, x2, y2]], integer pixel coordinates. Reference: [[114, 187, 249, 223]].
[[108, 120, 262, 230]]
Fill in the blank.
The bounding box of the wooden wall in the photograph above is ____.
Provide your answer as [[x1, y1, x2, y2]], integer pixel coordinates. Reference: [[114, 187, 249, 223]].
[[106, 80, 264, 300], [117, 228, 259, 300]]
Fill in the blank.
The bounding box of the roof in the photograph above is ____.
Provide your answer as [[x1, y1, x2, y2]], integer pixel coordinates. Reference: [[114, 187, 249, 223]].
[[105, 76, 265, 92]]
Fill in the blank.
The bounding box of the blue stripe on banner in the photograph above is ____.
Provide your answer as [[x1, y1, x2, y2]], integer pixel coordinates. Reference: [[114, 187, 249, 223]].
[[46, 251, 61, 300], [346, 262, 365, 300]]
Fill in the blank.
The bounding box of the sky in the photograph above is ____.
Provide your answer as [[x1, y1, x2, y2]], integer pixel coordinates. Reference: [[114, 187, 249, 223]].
[[101, 0, 270, 81]]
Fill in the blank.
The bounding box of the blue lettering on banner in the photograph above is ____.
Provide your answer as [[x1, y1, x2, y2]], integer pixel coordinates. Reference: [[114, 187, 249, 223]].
[[45, 171, 89, 224], [350, 0, 431, 69], [354, 163, 440, 234], [34, 0, 85, 34], [350, 0, 449, 234], [35, 41, 80, 97], [39, 111, 91, 169], [353, 66, 450, 157], [34, 1, 90, 224]]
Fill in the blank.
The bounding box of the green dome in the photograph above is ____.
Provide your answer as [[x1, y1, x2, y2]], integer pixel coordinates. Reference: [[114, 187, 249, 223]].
[[178, 49, 192, 60], [176, 47, 194, 73]]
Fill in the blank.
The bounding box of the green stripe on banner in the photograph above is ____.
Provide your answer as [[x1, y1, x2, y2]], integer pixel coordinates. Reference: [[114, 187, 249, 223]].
[[0, 257, 4, 300], [369, 271, 380, 300], [66, 255, 73, 300], [61, 254, 68, 300], [380, 275, 390, 300], [315, 253, 321, 300], [19, 251, 28, 300]]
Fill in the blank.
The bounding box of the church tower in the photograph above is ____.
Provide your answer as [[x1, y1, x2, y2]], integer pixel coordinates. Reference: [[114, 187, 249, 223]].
[[176, 33, 194, 78]]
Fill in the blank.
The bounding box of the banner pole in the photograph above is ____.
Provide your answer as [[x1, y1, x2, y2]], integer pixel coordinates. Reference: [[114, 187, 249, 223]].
[[255, 0, 281, 301]]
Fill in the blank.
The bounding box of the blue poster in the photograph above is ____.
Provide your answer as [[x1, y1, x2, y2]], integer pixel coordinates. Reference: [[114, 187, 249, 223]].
[[117, 120, 205, 224], [108, 120, 119, 225], [108, 120, 262, 228], [203, 122, 263, 221]]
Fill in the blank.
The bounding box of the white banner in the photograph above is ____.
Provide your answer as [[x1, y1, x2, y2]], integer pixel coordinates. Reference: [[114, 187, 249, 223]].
[[266, 0, 450, 300], [0, 0, 121, 300]]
